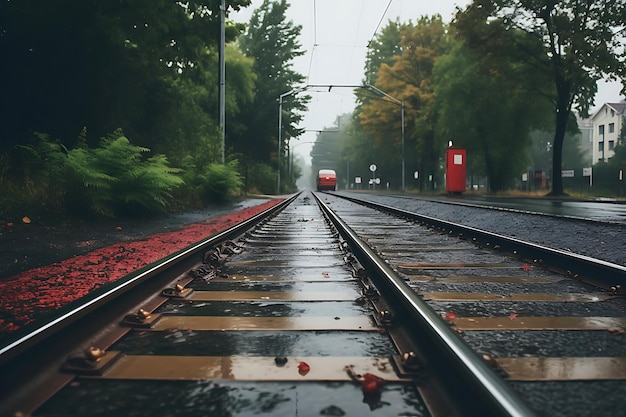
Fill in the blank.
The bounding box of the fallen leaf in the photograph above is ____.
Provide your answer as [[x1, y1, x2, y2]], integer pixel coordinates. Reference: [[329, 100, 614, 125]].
[[361, 373, 384, 395], [443, 312, 457, 322], [297, 361, 310, 376], [521, 264, 533, 271], [22, 216, 31, 224], [508, 313, 518, 320]]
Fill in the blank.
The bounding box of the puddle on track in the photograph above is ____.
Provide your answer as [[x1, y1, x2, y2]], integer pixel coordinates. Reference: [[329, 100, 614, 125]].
[[35, 380, 428, 417]]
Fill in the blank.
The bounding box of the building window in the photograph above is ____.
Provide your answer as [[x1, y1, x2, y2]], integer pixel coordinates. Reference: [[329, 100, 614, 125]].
[[599, 125, 605, 135], [599, 141, 604, 151], [611, 110, 615, 117], [609, 141, 615, 151], [609, 123, 615, 133]]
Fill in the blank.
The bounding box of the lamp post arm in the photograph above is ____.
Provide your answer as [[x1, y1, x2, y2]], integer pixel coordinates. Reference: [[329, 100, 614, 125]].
[[363, 84, 402, 107], [362, 84, 406, 191]]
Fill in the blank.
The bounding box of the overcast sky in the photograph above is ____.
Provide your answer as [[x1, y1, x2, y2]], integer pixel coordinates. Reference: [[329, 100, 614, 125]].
[[232, 0, 624, 161]]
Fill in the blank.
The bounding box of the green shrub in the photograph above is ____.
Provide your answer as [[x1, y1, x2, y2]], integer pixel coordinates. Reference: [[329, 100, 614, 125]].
[[8, 133, 70, 215], [246, 162, 276, 194], [8, 130, 184, 218], [196, 160, 243, 203], [75, 131, 184, 216]]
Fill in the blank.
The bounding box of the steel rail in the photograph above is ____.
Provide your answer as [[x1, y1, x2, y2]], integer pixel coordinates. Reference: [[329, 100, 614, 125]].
[[0, 193, 300, 365], [362, 192, 626, 226], [333, 193, 626, 289], [314, 193, 538, 417]]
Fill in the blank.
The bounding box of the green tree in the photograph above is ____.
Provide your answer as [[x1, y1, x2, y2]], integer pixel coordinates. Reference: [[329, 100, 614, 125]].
[[434, 40, 552, 192], [358, 16, 449, 190], [455, 0, 626, 195], [0, 0, 250, 151], [149, 44, 256, 167], [364, 19, 405, 85], [236, 0, 309, 193]]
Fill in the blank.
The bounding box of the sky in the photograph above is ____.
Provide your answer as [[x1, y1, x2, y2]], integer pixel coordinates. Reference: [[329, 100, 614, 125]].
[[232, 0, 625, 163]]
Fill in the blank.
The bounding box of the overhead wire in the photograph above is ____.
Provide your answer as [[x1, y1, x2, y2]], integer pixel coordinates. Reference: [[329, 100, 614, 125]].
[[369, 0, 393, 48], [306, 0, 318, 84]]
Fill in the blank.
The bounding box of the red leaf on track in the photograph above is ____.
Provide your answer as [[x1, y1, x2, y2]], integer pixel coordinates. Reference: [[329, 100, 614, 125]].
[[443, 312, 457, 322], [297, 361, 310, 376], [361, 373, 384, 395]]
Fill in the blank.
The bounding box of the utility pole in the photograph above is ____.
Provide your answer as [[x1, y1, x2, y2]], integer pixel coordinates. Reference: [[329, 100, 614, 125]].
[[219, 0, 226, 163], [364, 84, 405, 191]]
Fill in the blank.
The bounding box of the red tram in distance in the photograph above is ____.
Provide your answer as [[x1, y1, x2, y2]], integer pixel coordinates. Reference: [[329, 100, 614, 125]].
[[316, 169, 337, 191]]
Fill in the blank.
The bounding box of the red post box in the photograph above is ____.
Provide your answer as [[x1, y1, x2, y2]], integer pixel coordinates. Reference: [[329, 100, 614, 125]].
[[445, 147, 466, 193]]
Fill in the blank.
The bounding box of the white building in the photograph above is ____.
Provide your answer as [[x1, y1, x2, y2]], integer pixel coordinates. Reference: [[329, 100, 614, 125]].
[[590, 102, 626, 164]]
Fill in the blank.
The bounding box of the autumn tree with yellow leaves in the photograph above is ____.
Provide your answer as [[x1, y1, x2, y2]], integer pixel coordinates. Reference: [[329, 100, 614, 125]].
[[357, 16, 449, 190]]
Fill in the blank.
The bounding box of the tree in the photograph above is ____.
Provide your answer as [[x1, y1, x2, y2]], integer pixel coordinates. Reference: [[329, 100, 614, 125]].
[[455, 0, 626, 195], [236, 0, 309, 192], [434, 38, 553, 192], [0, 0, 250, 151], [358, 16, 449, 190], [363, 19, 405, 85], [309, 114, 355, 190], [149, 44, 256, 166]]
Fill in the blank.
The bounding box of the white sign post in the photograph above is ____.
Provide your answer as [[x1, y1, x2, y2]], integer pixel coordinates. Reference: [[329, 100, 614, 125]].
[[369, 164, 377, 190]]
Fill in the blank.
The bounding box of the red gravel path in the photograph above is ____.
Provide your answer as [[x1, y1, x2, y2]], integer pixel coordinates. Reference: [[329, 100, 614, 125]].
[[0, 199, 283, 334]]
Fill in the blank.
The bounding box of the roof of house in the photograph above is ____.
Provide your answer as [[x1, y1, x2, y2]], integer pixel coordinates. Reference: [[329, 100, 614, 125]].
[[590, 101, 626, 120], [607, 102, 626, 114]]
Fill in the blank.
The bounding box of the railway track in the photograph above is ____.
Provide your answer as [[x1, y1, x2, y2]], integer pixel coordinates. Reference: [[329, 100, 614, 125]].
[[320, 192, 626, 417], [1, 191, 625, 416]]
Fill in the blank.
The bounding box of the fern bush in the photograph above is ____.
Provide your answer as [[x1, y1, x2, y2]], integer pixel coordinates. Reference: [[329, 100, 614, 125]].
[[9, 130, 184, 218], [72, 131, 184, 216], [3, 130, 255, 218]]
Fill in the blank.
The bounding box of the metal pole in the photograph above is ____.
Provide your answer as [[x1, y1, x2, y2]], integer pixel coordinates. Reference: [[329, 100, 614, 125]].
[[401, 101, 405, 192], [364, 84, 404, 191], [219, 0, 226, 163], [277, 96, 283, 194]]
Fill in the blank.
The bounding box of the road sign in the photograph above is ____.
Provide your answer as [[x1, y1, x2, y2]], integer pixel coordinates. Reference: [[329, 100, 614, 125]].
[[369, 164, 377, 172]]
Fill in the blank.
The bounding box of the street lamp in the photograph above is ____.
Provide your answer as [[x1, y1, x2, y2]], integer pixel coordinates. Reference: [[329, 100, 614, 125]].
[[277, 87, 306, 194], [289, 140, 317, 184], [363, 84, 405, 191]]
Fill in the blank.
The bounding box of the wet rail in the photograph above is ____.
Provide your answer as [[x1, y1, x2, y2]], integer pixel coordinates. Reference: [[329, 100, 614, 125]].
[[2, 191, 625, 416], [320, 192, 626, 417]]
